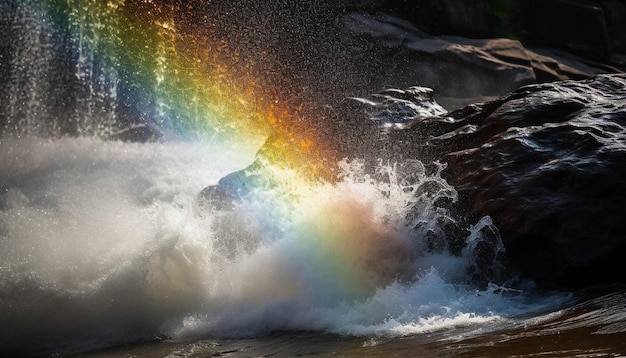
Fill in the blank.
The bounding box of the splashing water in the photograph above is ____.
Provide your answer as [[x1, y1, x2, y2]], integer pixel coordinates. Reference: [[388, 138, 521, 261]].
[[0, 136, 569, 355], [0, 1, 574, 356], [1, 0, 336, 177]]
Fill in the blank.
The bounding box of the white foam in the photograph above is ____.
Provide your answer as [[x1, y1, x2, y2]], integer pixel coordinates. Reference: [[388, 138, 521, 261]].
[[0, 137, 569, 355], [0, 137, 254, 353]]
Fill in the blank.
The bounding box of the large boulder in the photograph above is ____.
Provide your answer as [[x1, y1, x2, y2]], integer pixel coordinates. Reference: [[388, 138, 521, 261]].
[[343, 11, 621, 109], [430, 73, 626, 287], [367, 0, 626, 67], [202, 74, 626, 289], [342, 73, 626, 288], [198, 7, 626, 288]]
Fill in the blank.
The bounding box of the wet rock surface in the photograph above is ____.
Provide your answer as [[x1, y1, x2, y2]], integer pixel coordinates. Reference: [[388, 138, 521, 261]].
[[365, 0, 626, 67], [430, 73, 626, 287], [343, 11, 621, 108], [332, 73, 626, 288], [205, 73, 626, 289], [197, 6, 626, 288]]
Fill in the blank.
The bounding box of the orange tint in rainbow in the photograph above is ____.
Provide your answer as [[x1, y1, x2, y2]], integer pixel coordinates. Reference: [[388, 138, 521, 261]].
[[39, 0, 409, 301], [53, 0, 338, 180]]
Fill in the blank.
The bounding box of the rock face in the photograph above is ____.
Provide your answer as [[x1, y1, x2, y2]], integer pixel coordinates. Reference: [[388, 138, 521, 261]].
[[339, 9, 626, 288], [197, 7, 626, 288], [368, 0, 626, 67], [343, 11, 621, 109], [426, 73, 626, 287], [343, 73, 626, 288], [203, 74, 626, 288]]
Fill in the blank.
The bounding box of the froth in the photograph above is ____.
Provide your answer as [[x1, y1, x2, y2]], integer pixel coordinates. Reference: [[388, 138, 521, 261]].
[[0, 138, 568, 355], [0, 137, 253, 354]]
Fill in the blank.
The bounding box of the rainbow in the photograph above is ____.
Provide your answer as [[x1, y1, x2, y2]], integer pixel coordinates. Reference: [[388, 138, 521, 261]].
[[31, 0, 412, 302], [33, 0, 338, 180]]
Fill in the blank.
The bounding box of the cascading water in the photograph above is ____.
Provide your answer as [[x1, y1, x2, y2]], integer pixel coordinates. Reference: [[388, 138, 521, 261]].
[[0, 135, 569, 355], [66, 0, 121, 137], [1, 0, 120, 138], [2, 0, 59, 135], [2, 1, 612, 357]]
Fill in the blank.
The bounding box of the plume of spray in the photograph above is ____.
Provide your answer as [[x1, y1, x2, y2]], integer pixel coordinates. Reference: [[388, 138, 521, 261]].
[[0, 1, 571, 356]]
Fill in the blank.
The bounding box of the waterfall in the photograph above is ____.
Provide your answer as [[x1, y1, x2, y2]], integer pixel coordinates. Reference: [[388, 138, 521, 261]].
[[2, 2, 594, 357], [66, 0, 121, 137], [0, 0, 150, 139], [1, 0, 60, 135]]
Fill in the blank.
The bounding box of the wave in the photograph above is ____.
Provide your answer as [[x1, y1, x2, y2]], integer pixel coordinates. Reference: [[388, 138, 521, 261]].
[[0, 137, 569, 356]]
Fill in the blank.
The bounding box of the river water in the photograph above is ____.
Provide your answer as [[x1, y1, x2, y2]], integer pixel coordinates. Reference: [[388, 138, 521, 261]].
[[70, 291, 626, 358], [1, 137, 626, 357], [3, 1, 626, 356]]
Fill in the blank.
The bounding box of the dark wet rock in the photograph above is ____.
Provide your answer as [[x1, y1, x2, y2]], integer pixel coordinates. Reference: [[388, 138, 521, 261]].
[[199, 160, 265, 210], [424, 73, 626, 288], [368, 0, 626, 67], [202, 72, 626, 289], [344, 11, 621, 108], [350, 86, 447, 125], [198, 185, 237, 211], [340, 73, 626, 288]]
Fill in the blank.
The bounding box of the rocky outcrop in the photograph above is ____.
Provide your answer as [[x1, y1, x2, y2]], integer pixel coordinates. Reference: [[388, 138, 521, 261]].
[[418, 73, 626, 287], [366, 0, 626, 67], [343, 8, 626, 289], [360, 73, 626, 288], [197, 6, 626, 288], [344, 11, 621, 108], [206, 74, 626, 289]]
